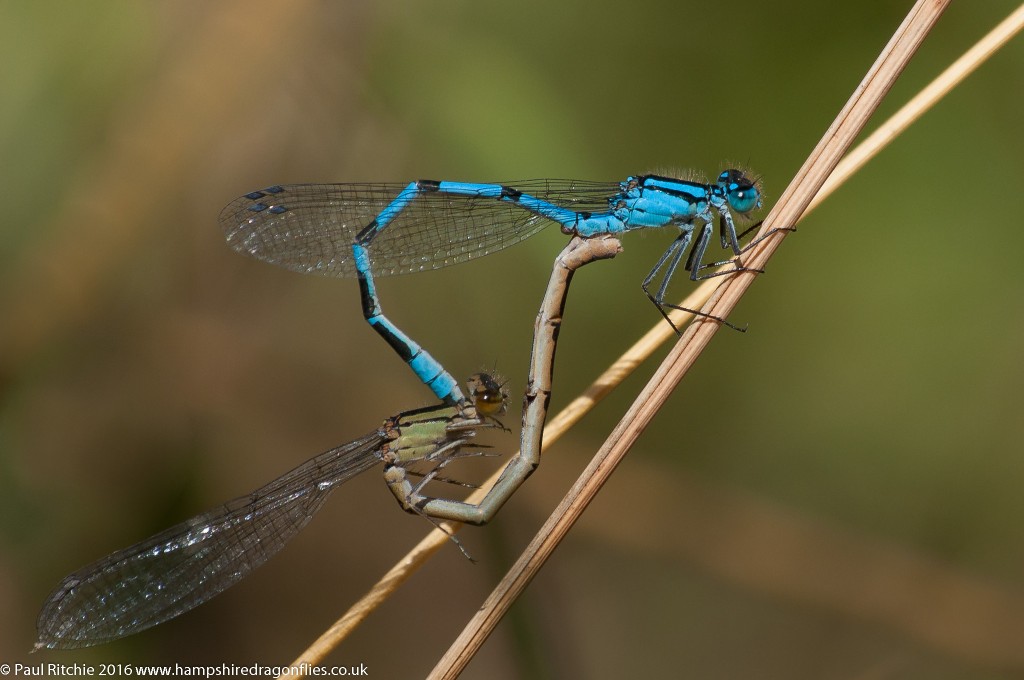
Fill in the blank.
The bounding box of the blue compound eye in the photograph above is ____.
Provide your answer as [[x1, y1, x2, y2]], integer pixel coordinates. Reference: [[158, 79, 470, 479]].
[[728, 184, 760, 213], [718, 169, 761, 213]]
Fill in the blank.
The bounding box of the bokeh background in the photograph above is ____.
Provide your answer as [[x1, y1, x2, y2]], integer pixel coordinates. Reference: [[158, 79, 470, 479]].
[[2, 1, 1023, 677]]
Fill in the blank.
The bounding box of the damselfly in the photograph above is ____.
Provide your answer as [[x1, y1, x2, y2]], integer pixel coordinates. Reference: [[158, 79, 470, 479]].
[[36, 374, 506, 650], [220, 171, 765, 404]]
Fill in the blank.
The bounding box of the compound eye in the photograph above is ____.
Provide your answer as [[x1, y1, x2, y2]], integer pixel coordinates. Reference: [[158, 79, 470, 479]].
[[728, 184, 760, 213], [467, 372, 508, 417], [718, 170, 761, 213]]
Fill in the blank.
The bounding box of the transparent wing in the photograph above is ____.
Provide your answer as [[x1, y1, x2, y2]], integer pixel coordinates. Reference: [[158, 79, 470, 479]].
[[219, 179, 621, 277], [36, 431, 385, 649]]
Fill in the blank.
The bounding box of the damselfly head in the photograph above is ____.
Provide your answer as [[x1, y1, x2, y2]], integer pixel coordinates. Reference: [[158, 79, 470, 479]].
[[466, 372, 509, 418], [717, 168, 763, 215]]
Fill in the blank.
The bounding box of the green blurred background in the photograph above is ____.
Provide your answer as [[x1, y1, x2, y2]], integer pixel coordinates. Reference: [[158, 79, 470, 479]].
[[2, 1, 1023, 677]]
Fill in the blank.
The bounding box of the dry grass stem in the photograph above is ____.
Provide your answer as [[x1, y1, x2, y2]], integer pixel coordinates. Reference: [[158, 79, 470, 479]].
[[278, 0, 1024, 673]]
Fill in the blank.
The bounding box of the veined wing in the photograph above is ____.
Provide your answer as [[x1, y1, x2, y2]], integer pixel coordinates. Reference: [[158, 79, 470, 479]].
[[36, 431, 384, 649], [219, 179, 620, 277]]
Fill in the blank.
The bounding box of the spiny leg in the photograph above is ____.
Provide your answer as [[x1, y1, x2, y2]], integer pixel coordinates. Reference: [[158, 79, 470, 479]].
[[382, 429, 495, 515], [643, 227, 747, 333], [701, 218, 762, 272], [642, 232, 690, 334], [403, 469, 480, 489], [395, 491, 477, 561], [740, 225, 797, 252], [719, 210, 744, 255], [736, 219, 764, 242], [401, 448, 501, 490], [407, 447, 499, 498], [688, 220, 764, 281], [736, 220, 797, 252], [703, 221, 796, 275]]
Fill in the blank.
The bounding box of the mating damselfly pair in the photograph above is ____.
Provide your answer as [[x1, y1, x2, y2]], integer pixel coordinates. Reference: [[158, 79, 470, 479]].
[[36, 168, 765, 649]]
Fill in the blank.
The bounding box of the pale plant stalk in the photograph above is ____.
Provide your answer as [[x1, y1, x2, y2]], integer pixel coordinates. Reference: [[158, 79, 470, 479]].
[[281, 1, 1024, 674]]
